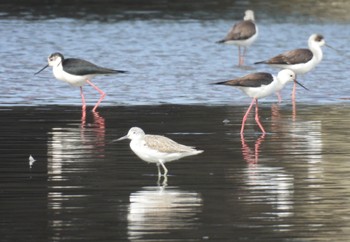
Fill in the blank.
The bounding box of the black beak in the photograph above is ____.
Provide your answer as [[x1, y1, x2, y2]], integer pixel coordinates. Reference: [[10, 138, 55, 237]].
[[295, 80, 309, 91], [34, 64, 49, 75], [325, 43, 343, 55]]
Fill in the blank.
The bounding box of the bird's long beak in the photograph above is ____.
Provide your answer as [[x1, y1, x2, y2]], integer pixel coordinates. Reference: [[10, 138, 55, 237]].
[[325, 43, 341, 53], [111, 135, 128, 143], [34, 64, 49, 75], [295, 80, 309, 91]]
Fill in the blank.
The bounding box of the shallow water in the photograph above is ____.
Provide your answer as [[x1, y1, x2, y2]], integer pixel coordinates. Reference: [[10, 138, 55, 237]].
[[1, 104, 350, 241], [1, 1, 350, 106], [1, 1, 350, 241]]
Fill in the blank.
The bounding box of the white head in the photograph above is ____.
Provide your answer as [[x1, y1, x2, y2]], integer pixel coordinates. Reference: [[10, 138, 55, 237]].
[[243, 10, 255, 21], [277, 69, 309, 90], [117, 127, 145, 141], [48, 52, 64, 67], [34, 52, 65, 75], [308, 34, 325, 47], [277, 69, 296, 85]]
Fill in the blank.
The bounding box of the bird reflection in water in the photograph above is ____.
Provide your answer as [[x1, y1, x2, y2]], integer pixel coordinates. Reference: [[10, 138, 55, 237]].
[[240, 133, 265, 165], [48, 109, 106, 183], [158, 173, 168, 186], [80, 110, 106, 152], [127, 185, 202, 241], [81, 105, 87, 124], [47, 110, 106, 236]]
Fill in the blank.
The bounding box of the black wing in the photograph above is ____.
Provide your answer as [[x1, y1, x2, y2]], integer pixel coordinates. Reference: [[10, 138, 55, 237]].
[[255, 49, 313, 65], [215, 72, 273, 88], [223, 20, 256, 41], [63, 58, 126, 75]]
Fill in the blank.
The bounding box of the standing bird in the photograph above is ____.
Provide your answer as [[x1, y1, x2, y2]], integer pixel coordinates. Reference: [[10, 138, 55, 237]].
[[254, 34, 326, 100], [213, 69, 308, 134], [116, 127, 203, 177], [35, 52, 127, 112], [217, 9, 258, 66]]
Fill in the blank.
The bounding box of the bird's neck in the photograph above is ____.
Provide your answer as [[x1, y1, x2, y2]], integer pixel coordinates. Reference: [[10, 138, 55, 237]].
[[309, 43, 323, 63], [274, 77, 289, 93], [131, 136, 144, 143], [52, 62, 64, 80]]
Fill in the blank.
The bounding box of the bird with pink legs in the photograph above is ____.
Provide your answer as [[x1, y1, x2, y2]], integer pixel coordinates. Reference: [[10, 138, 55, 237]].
[[217, 10, 258, 66], [214, 69, 308, 134], [35, 52, 127, 112], [254, 34, 331, 101]]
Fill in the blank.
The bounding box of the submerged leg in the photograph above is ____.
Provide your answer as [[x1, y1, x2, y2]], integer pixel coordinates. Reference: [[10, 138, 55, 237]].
[[276, 91, 282, 103], [80, 86, 86, 110], [87, 80, 106, 112], [241, 98, 256, 134], [162, 175, 168, 186], [254, 99, 266, 134]]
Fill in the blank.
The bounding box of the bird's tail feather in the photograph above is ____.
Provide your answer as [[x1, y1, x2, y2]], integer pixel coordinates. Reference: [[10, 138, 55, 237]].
[[216, 39, 226, 44], [212, 80, 228, 85], [193, 149, 204, 155], [113, 69, 128, 74]]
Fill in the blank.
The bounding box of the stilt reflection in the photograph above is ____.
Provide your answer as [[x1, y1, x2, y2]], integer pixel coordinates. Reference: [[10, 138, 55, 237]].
[[47, 110, 106, 239], [240, 133, 266, 165]]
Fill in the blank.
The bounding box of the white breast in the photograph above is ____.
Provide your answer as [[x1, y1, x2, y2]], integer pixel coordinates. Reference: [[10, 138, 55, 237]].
[[130, 139, 161, 163], [240, 81, 278, 99], [53, 64, 95, 87]]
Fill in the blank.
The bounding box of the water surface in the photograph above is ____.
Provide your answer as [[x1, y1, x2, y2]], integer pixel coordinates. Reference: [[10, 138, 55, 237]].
[[1, 1, 350, 106], [1, 104, 350, 241], [1, 1, 350, 241]]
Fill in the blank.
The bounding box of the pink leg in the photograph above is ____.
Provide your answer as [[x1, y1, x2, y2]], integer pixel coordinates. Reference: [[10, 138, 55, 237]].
[[238, 47, 242, 66], [254, 134, 266, 163], [255, 99, 266, 134], [241, 98, 256, 134], [81, 107, 86, 127], [276, 91, 282, 103], [241, 47, 247, 66], [87, 80, 106, 112], [80, 86, 86, 110], [292, 97, 296, 122], [291, 81, 297, 101]]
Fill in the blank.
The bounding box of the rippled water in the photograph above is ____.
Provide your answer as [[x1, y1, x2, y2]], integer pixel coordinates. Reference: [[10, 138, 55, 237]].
[[1, 1, 350, 241], [1, 1, 350, 106]]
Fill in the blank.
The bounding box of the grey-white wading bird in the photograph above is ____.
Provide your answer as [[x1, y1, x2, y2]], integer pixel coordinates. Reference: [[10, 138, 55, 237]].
[[254, 34, 332, 100], [116, 127, 203, 177], [213, 69, 308, 134], [35, 52, 127, 112], [217, 9, 258, 66]]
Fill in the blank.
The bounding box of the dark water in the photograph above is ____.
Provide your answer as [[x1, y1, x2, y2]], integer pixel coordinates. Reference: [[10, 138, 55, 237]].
[[2, 104, 350, 241], [1, 0, 350, 241]]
